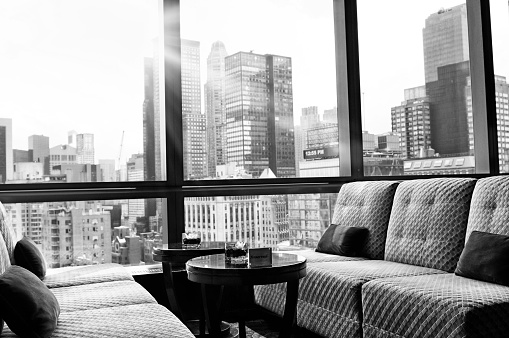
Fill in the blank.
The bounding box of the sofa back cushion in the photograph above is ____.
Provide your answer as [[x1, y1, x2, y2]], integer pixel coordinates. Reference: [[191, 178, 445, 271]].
[[465, 176, 509, 240], [331, 181, 399, 259], [0, 202, 18, 264], [0, 235, 11, 275], [384, 177, 476, 272]]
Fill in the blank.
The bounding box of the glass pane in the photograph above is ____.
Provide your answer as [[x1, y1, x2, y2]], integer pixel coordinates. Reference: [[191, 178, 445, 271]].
[[5, 198, 165, 268], [181, 0, 338, 180], [490, 1, 509, 173], [184, 193, 337, 250], [0, 0, 166, 183], [358, 1, 482, 176]]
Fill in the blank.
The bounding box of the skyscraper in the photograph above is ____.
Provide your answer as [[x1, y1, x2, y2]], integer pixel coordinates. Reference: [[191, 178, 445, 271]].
[[28, 134, 50, 175], [225, 52, 295, 178], [181, 39, 207, 180], [205, 41, 228, 178], [0, 119, 13, 183], [422, 4, 470, 156], [391, 86, 432, 159], [76, 133, 95, 164], [423, 4, 469, 84]]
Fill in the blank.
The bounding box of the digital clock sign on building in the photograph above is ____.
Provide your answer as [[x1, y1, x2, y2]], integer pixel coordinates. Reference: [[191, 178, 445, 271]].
[[303, 146, 339, 160]]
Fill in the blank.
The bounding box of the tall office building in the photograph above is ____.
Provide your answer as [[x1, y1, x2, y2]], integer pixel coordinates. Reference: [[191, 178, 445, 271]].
[[391, 86, 432, 159], [143, 40, 163, 182], [76, 133, 95, 165], [295, 107, 321, 176], [423, 4, 470, 156], [0, 119, 13, 183], [99, 159, 116, 182], [423, 4, 469, 84], [185, 195, 284, 248], [127, 154, 145, 227], [143, 57, 157, 182], [182, 39, 207, 180], [225, 52, 296, 178], [28, 134, 50, 176], [205, 41, 228, 178]]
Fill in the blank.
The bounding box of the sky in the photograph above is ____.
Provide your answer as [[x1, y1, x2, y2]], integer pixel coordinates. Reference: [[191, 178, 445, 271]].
[[0, 0, 507, 167]]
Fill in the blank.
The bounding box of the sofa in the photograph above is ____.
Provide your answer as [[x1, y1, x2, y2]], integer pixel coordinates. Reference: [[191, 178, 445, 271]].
[[254, 176, 509, 338], [0, 204, 194, 337]]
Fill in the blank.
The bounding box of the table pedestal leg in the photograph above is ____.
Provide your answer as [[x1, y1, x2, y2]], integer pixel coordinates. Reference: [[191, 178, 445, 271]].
[[279, 280, 299, 338], [162, 261, 183, 320], [201, 284, 224, 337]]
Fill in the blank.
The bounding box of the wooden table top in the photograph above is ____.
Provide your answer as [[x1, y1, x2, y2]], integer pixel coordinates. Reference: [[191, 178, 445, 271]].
[[186, 252, 307, 286]]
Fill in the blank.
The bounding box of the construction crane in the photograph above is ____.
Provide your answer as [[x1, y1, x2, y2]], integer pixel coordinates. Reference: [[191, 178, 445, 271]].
[[118, 131, 124, 169]]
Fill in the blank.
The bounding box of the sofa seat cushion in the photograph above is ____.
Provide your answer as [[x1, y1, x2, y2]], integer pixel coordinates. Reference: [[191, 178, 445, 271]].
[[254, 260, 444, 338], [280, 249, 368, 263], [44, 263, 133, 288], [384, 178, 477, 272], [51, 280, 157, 312], [362, 273, 509, 338], [0, 303, 195, 338]]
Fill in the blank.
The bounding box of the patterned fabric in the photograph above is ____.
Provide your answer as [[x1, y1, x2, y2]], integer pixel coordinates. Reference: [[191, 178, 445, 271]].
[[466, 176, 509, 241], [51, 280, 156, 312], [331, 181, 399, 259], [1, 303, 195, 338], [254, 260, 444, 338], [384, 178, 477, 272], [0, 202, 19, 264], [0, 235, 11, 275], [279, 249, 367, 263], [44, 263, 133, 288], [362, 273, 509, 338]]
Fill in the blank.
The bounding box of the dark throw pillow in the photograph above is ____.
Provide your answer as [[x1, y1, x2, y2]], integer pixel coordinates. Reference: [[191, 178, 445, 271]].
[[0, 265, 60, 338], [316, 224, 369, 257], [455, 231, 509, 286], [14, 236, 47, 279]]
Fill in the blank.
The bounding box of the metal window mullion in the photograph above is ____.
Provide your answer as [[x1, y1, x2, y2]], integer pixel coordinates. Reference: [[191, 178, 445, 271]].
[[334, 0, 363, 178], [164, 0, 184, 243], [467, 0, 498, 174]]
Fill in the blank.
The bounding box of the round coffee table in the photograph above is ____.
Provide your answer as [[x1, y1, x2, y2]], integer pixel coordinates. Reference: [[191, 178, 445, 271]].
[[186, 252, 307, 338], [153, 242, 229, 336]]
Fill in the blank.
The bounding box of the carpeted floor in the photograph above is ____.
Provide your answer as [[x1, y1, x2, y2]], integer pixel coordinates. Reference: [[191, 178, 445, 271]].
[[227, 319, 280, 338]]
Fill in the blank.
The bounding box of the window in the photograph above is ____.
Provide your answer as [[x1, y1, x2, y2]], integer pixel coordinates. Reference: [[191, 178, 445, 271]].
[[180, 0, 338, 180], [357, 1, 489, 176]]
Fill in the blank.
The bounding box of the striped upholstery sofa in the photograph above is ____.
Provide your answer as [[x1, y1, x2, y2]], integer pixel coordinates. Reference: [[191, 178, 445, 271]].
[[0, 204, 194, 337], [255, 176, 509, 338]]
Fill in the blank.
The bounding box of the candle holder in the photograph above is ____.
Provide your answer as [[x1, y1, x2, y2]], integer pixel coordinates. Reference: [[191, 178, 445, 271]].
[[225, 241, 248, 265], [182, 232, 201, 249]]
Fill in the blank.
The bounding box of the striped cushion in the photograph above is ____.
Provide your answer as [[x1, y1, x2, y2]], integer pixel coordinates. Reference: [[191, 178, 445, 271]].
[[44, 263, 133, 288], [50, 280, 156, 313], [280, 249, 367, 263], [0, 202, 18, 264], [384, 178, 477, 272], [0, 303, 194, 338], [254, 260, 444, 338], [331, 181, 399, 259], [465, 176, 509, 240], [0, 235, 11, 275], [362, 273, 509, 338]]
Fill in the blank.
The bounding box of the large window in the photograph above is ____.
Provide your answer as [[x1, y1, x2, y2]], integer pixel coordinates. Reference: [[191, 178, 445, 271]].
[[180, 0, 339, 181], [357, 1, 484, 176], [0, 0, 504, 266], [0, 0, 165, 184]]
